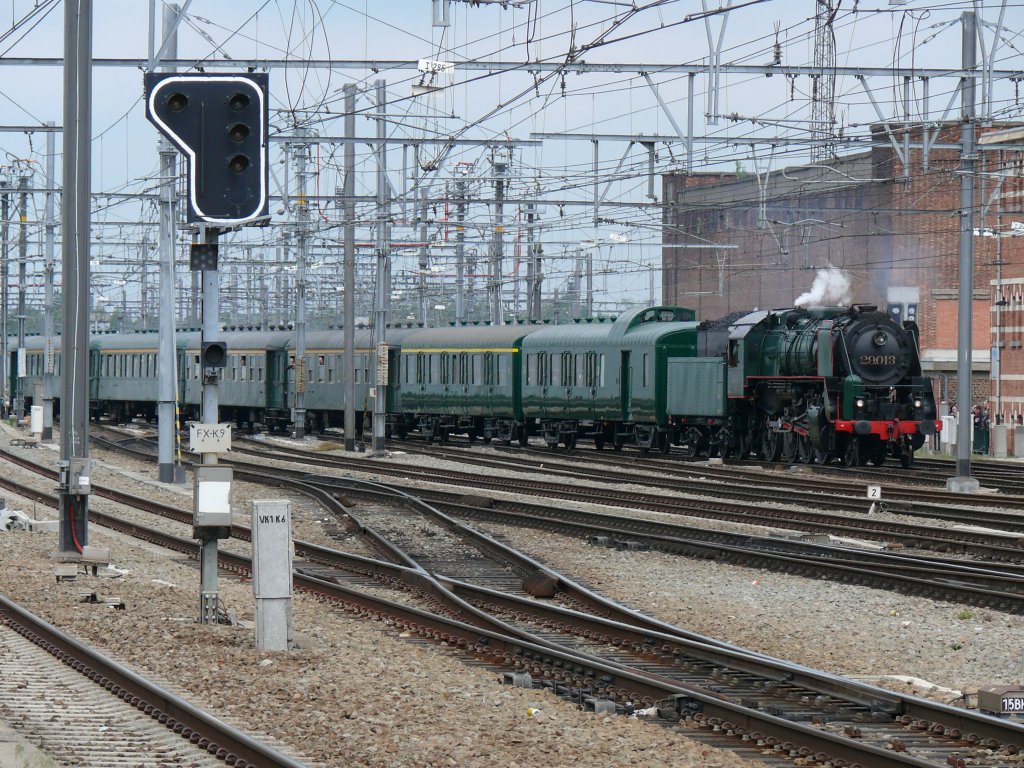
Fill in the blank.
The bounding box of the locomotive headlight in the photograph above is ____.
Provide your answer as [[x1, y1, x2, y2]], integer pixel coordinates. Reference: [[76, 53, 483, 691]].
[[913, 397, 922, 409], [855, 397, 866, 408], [872, 331, 887, 347]]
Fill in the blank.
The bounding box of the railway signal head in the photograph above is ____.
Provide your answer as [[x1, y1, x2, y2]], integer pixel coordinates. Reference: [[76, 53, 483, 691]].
[[201, 341, 227, 369], [144, 72, 269, 226]]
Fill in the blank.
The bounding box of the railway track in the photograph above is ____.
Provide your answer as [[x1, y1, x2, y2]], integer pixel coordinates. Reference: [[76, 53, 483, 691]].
[[215, 438, 1024, 563], [8, 439, 1024, 767], [66, 434, 1024, 606], [0, 595, 308, 768]]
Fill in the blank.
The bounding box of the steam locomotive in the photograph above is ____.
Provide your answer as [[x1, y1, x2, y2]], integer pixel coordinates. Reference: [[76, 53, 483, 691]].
[[13, 303, 939, 468], [674, 304, 940, 467]]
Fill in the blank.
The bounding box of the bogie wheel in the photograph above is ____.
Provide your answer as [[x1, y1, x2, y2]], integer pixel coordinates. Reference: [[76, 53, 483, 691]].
[[659, 432, 670, 455], [594, 434, 606, 451], [842, 438, 860, 468], [564, 433, 577, 450], [613, 432, 625, 451], [900, 445, 915, 468], [681, 427, 702, 459], [868, 447, 886, 467]]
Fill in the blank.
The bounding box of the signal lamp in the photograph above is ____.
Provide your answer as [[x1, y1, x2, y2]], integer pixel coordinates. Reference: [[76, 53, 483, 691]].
[[201, 341, 227, 369]]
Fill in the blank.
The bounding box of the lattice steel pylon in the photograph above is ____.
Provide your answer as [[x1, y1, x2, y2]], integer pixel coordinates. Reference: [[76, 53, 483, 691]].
[[810, 0, 838, 163]]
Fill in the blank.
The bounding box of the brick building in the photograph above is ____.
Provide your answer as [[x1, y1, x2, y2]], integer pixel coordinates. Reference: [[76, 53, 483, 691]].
[[662, 122, 1024, 421]]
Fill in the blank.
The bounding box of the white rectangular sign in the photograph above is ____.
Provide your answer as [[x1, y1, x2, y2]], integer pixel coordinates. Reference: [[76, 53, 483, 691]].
[[189, 422, 233, 453], [867, 485, 882, 500], [418, 58, 454, 74]]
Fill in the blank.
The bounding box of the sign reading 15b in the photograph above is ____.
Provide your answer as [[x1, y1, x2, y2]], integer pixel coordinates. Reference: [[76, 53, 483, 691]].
[[143, 72, 269, 226]]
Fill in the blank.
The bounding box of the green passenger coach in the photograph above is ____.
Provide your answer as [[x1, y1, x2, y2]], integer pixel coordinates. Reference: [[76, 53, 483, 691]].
[[397, 325, 533, 444], [520, 306, 698, 451]]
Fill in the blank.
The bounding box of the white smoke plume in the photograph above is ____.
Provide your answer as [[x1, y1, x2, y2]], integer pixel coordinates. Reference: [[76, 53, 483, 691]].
[[794, 265, 852, 308]]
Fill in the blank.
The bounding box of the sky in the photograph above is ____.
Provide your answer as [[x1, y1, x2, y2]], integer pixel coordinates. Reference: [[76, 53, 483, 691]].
[[1, 0, 1023, 324]]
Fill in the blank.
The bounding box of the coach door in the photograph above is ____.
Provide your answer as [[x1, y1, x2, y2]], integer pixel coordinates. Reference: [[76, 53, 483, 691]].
[[620, 350, 632, 422], [88, 348, 101, 402], [265, 349, 287, 410]]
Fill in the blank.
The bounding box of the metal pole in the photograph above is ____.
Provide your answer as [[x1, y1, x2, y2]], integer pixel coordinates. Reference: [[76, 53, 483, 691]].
[[572, 251, 581, 321], [490, 158, 505, 325], [157, 1, 180, 484], [293, 128, 309, 439], [199, 228, 221, 623], [586, 250, 593, 318], [372, 79, 389, 452], [140, 240, 149, 330], [59, 0, 93, 554], [14, 174, 27, 420], [525, 203, 536, 323], [343, 84, 356, 451], [415, 146, 427, 325], [1, 181, 9, 418], [455, 178, 466, 324], [41, 125, 55, 441], [951, 10, 980, 492]]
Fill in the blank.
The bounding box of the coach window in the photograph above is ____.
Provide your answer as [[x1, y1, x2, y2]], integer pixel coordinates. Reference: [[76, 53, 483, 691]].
[[317, 355, 325, 383], [559, 352, 571, 387], [526, 353, 535, 386], [576, 354, 586, 386], [429, 353, 438, 384], [549, 353, 560, 387], [728, 340, 739, 367], [497, 354, 507, 386], [642, 353, 649, 388], [598, 354, 605, 386]]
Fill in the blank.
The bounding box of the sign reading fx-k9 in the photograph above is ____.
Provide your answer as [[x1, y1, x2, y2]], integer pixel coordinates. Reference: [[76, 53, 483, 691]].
[[190, 423, 233, 454]]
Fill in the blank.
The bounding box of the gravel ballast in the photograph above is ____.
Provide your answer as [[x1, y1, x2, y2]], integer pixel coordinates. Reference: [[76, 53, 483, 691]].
[[1, 427, 1021, 766]]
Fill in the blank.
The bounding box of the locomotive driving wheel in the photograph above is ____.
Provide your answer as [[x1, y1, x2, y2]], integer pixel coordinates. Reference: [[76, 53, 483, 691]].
[[781, 431, 797, 464], [760, 418, 781, 461], [811, 425, 832, 465], [797, 435, 814, 464]]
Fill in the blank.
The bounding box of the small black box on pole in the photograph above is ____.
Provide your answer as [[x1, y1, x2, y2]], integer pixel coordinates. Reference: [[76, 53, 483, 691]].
[[190, 242, 219, 271]]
